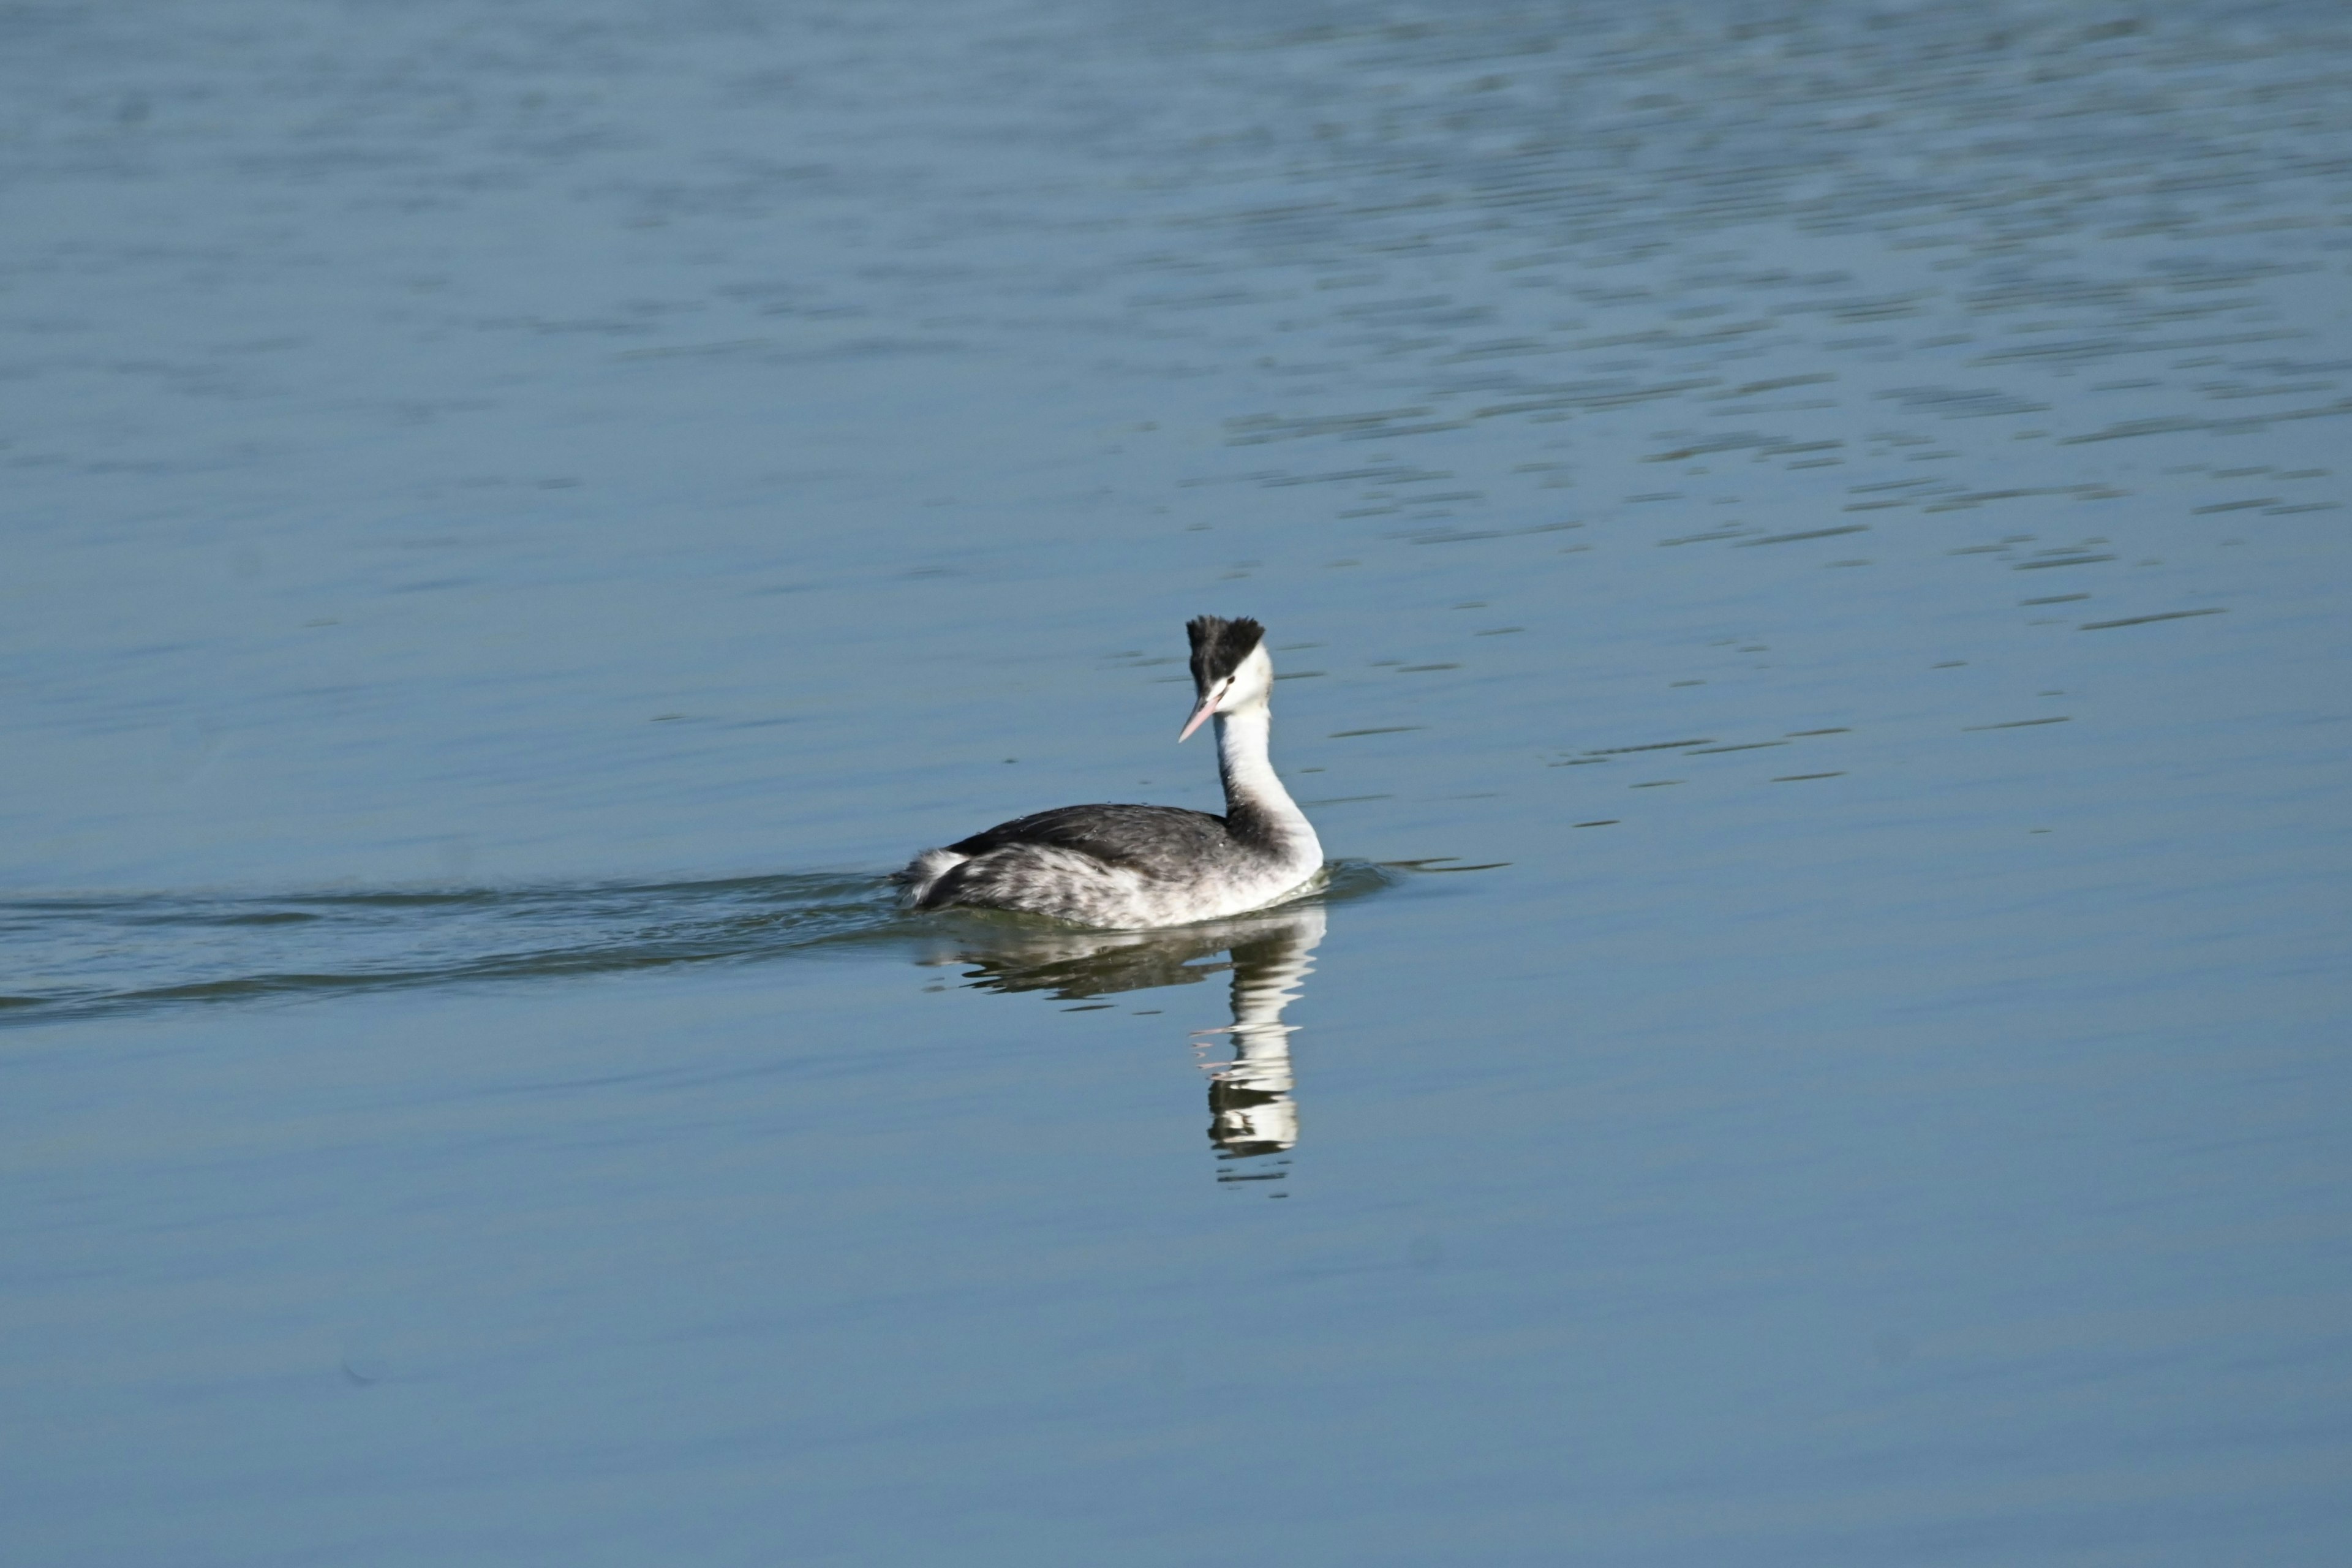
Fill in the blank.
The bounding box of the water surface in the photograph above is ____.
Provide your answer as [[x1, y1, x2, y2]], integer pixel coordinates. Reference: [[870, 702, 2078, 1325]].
[[4, 1, 2348, 1562]]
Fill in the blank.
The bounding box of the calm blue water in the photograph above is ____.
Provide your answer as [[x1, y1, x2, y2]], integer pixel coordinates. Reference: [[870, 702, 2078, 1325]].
[[6, 1, 2349, 1562]]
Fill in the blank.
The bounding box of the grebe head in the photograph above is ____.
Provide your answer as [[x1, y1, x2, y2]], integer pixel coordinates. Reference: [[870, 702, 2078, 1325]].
[[1179, 615, 1273, 742]]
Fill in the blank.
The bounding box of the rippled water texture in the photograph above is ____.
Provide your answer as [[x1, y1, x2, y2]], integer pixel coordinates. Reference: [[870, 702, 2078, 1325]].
[[5, 1, 2349, 1563]]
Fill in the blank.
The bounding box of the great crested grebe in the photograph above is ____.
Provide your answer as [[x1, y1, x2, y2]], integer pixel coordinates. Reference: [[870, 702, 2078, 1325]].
[[894, 616, 1324, 929]]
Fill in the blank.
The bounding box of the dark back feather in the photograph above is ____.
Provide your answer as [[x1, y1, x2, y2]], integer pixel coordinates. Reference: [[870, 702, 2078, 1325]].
[[1186, 615, 1266, 693], [943, 802, 1229, 869]]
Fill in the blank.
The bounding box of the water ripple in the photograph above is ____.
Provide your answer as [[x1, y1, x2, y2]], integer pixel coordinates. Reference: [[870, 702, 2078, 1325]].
[[0, 862, 1399, 1027]]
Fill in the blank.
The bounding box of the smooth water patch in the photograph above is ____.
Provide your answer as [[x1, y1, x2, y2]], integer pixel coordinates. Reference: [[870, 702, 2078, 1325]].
[[6, 873, 2345, 1567]]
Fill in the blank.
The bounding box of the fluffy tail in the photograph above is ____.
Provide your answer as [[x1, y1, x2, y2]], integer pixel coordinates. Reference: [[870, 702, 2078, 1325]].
[[892, 847, 968, 909]]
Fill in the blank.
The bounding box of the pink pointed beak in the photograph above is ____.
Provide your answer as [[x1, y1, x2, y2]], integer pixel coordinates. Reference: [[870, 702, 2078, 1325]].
[[1178, 684, 1224, 742]]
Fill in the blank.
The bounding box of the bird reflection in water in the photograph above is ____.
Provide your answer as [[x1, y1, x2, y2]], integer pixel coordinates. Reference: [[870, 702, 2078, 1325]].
[[920, 903, 1326, 1189]]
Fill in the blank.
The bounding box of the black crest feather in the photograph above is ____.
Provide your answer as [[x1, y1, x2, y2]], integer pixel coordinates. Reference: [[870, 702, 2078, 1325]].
[[1186, 615, 1266, 693]]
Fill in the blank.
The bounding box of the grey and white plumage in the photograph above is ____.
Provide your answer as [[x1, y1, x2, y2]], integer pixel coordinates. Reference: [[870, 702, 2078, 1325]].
[[894, 616, 1325, 929]]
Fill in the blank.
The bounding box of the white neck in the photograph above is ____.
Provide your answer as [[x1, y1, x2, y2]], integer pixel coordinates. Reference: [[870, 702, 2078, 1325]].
[[1215, 704, 1321, 860]]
